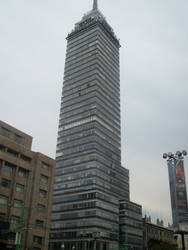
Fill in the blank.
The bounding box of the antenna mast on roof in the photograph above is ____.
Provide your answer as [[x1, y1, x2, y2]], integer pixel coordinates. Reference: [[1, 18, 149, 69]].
[[93, 0, 98, 10]]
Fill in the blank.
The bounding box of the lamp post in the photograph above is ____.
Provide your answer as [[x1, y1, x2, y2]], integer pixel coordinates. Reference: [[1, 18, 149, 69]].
[[15, 199, 24, 250], [163, 150, 187, 250], [0, 198, 26, 249]]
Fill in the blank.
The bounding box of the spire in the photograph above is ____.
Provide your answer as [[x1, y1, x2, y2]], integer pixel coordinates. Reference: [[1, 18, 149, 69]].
[[93, 0, 98, 10]]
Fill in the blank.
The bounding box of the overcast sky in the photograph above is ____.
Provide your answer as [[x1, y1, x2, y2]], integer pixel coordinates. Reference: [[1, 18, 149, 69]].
[[0, 0, 188, 226]]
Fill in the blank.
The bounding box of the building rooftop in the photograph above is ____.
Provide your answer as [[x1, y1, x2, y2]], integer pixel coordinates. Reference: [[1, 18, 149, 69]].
[[67, 0, 120, 46], [0, 120, 32, 149]]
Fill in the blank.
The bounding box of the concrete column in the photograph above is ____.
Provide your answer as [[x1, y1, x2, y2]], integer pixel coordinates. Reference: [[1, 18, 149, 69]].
[[93, 240, 96, 250], [83, 241, 87, 250], [99, 242, 103, 250]]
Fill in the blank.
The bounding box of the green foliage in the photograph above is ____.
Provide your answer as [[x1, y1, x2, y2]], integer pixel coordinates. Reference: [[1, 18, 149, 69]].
[[150, 241, 178, 250]]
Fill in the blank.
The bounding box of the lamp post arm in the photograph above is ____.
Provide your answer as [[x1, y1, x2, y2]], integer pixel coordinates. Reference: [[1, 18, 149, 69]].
[[15, 198, 24, 250]]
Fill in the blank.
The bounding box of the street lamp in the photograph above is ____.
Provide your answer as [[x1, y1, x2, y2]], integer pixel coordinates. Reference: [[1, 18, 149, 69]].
[[163, 150, 187, 160], [163, 150, 187, 250], [61, 243, 65, 249]]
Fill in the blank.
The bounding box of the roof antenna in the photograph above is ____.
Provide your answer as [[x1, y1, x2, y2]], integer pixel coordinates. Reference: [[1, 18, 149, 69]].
[[93, 0, 98, 10]]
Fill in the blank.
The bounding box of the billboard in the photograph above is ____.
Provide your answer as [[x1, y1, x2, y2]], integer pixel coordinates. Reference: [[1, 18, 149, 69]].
[[168, 159, 188, 231]]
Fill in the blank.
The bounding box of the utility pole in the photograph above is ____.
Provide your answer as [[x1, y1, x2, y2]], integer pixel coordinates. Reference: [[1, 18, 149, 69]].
[[15, 198, 24, 250]]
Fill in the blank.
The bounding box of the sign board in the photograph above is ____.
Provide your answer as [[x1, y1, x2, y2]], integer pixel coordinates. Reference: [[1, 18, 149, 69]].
[[168, 159, 188, 231]]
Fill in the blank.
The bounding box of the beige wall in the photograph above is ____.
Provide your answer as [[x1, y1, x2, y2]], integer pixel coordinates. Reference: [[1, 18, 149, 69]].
[[0, 121, 56, 250]]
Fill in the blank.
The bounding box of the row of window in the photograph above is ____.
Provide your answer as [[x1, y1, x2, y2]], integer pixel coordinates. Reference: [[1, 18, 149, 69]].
[[64, 55, 119, 89], [56, 141, 120, 164], [63, 69, 119, 102], [3, 162, 28, 176], [66, 28, 119, 69], [52, 209, 118, 223], [0, 198, 45, 213], [119, 210, 142, 220], [120, 225, 143, 237], [59, 115, 119, 139], [66, 30, 119, 60], [58, 122, 120, 150], [57, 130, 120, 154], [0, 126, 23, 144], [63, 69, 119, 108], [54, 168, 127, 192], [53, 200, 96, 210], [2, 160, 50, 175], [147, 227, 172, 238], [61, 97, 120, 128], [63, 79, 94, 98], [53, 191, 96, 202], [64, 59, 119, 98], [50, 230, 118, 240], [0, 230, 43, 248], [10, 216, 44, 229], [55, 164, 128, 192], [2, 161, 49, 185], [63, 70, 119, 103], [62, 96, 120, 127], [63, 84, 96, 103], [56, 151, 128, 180], [120, 203, 141, 213], [52, 198, 118, 215], [0, 145, 31, 162], [65, 45, 119, 83], [0, 189, 47, 205], [61, 92, 120, 124], [60, 105, 120, 132], [51, 217, 118, 231], [1, 177, 48, 193], [65, 38, 120, 86], [61, 93, 120, 129]]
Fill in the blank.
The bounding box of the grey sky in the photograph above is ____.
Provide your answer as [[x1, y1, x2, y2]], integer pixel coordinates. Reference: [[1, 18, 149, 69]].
[[0, 0, 188, 225]]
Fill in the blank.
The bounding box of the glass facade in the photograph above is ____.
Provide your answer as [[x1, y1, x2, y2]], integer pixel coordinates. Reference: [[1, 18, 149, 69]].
[[50, 3, 141, 250]]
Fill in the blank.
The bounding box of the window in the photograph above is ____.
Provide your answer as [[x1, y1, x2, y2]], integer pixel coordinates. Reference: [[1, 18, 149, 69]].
[[18, 168, 27, 177], [15, 184, 24, 193], [14, 134, 23, 144], [1, 127, 10, 138], [1, 178, 11, 188], [20, 154, 31, 162], [39, 189, 47, 198], [35, 220, 44, 228], [0, 212, 6, 221], [4, 162, 15, 173], [7, 148, 19, 157], [0, 195, 8, 205], [42, 162, 50, 170], [7, 232, 16, 242], [0, 144, 6, 151], [11, 216, 19, 224], [40, 175, 48, 184], [14, 199, 22, 208], [33, 236, 42, 244], [37, 204, 45, 212]]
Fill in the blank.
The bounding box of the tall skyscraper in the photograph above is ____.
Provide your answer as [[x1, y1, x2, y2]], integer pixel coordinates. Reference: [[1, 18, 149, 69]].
[[50, 1, 143, 249]]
